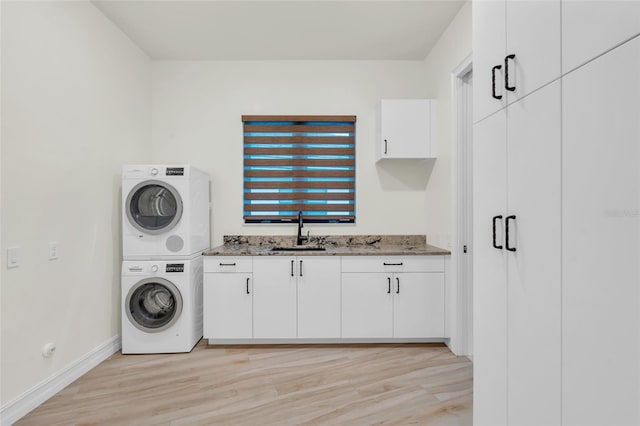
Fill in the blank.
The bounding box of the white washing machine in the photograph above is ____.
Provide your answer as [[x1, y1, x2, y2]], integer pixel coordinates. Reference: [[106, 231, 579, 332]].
[[121, 255, 203, 354], [122, 165, 210, 259]]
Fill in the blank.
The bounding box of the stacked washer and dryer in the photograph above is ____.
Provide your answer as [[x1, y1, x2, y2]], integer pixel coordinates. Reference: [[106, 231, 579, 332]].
[[121, 165, 210, 354]]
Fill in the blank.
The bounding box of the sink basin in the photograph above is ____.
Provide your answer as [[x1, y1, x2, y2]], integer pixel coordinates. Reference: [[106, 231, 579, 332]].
[[271, 246, 327, 252]]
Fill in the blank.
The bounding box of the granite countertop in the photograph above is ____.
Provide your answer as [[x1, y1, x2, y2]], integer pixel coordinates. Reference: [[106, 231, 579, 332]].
[[203, 235, 450, 256]]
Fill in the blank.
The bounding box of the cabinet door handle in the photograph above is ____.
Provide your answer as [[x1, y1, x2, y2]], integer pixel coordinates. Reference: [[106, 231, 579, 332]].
[[246, 277, 250, 294], [396, 277, 400, 294], [492, 215, 503, 249], [219, 262, 236, 266], [383, 262, 403, 266], [299, 260, 303, 277], [384, 139, 388, 154], [491, 65, 503, 100], [504, 54, 516, 92], [291, 260, 294, 277], [387, 277, 391, 294], [505, 215, 517, 252]]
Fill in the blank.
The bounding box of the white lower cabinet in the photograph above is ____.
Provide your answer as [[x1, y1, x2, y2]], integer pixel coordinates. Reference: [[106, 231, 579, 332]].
[[205, 254, 447, 342], [393, 273, 444, 338], [252, 256, 342, 339], [342, 256, 445, 339], [253, 257, 297, 338], [297, 257, 341, 338], [342, 273, 393, 338], [342, 272, 444, 338], [203, 258, 253, 339]]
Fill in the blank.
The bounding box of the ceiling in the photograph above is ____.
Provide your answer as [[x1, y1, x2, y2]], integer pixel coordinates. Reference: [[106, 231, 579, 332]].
[[92, 0, 465, 61]]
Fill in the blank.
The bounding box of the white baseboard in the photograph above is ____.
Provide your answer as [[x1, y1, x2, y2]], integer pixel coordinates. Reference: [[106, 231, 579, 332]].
[[207, 338, 448, 345], [0, 335, 121, 426]]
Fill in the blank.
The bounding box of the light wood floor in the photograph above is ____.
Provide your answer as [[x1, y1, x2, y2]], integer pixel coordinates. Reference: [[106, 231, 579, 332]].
[[17, 341, 472, 425]]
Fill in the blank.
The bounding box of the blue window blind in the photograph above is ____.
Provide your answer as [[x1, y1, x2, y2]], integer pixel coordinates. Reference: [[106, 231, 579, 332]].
[[243, 115, 356, 223]]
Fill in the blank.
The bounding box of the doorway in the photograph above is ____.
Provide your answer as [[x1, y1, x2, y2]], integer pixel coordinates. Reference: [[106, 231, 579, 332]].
[[452, 55, 473, 357]]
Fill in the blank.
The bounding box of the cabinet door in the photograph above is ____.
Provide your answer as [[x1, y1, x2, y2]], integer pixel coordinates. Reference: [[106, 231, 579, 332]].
[[472, 0, 506, 123], [472, 108, 507, 426], [379, 99, 430, 159], [342, 273, 392, 338], [562, 36, 640, 426], [507, 81, 562, 426], [393, 273, 444, 338], [253, 257, 297, 338], [505, 0, 560, 103], [203, 273, 252, 339], [562, 1, 640, 73], [297, 257, 341, 338]]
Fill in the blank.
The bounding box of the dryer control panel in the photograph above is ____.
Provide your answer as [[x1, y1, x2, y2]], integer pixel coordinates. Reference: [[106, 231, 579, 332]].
[[166, 263, 185, 273]]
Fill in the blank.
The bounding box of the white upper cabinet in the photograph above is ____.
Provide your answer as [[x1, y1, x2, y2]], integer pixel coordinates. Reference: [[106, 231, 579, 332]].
[[505, 0, 561, 103], [473, 0, 506, 122], [376, 99, 435, 160], [562, 0, 640, 73], [473, 0, 561, 123]]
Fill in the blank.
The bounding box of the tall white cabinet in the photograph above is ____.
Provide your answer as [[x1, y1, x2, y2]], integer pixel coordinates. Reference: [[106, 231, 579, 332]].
[[473, 1, 639, 425], [562, 35, 640, 426], [473, 82, 562, 426]]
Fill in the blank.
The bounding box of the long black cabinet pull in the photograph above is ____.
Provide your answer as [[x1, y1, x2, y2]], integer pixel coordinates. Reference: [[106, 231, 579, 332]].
[[291, 260, 294, 276], [396, 277, 400, 294], [505, 54, 516, 92], [384, 139, 388, 154], [383, 262, 403, 266], [491, 65, 503, 100], [387, 277, 391, 294], [219, 262, 236, 266], [492, 215, 503, 249], [299, 260, 303, 277], [246, 277, 250, 294], [506, 215, 517, 252]]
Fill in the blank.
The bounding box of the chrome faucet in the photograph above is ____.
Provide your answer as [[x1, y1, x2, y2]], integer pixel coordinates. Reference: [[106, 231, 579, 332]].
[[296, 210, 305, 246]]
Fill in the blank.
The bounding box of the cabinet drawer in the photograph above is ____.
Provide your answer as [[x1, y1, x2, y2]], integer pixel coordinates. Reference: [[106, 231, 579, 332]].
[[341, 256, 444, 273], [204, 256, 252, 273]]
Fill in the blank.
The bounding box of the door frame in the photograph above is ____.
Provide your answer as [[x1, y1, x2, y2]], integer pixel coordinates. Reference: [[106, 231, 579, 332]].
[[450, 53, 473, 357]]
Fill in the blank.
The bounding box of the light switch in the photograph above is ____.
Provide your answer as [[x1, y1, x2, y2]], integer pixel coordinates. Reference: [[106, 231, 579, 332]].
[[7, 247, 20, 268], [49, 242, 59, 260]]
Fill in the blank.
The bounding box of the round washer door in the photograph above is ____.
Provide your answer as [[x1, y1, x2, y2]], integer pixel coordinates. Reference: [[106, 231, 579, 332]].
[[126, 277, 183, 333], [126, 180, 183, 235]]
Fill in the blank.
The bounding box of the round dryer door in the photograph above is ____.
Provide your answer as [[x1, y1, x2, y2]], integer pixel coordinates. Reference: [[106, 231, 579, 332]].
[[126, 278, 183, 333], [126, 180, 183, 234]]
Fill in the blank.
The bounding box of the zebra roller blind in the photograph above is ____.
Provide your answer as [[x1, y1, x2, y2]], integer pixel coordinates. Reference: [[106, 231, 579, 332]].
[[243, 115, 356, 223]]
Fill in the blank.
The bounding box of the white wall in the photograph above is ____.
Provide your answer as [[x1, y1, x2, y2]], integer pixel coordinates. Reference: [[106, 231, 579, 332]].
[[152, 61, 432, 246], [419, 2, 472, 356], [422, 2, 472, 249], [1, 1, 150, 406]]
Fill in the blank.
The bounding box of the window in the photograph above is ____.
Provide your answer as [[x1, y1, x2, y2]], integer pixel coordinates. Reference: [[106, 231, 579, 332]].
[[243, 115, 356, 223]]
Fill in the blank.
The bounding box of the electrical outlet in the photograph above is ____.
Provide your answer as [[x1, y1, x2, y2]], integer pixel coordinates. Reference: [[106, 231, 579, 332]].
[[7, 247, 20, 268], [49, 242, 59, 260]]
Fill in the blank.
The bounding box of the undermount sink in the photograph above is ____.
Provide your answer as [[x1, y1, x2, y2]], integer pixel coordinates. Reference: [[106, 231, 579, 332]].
[[271, 246, 327, 252]]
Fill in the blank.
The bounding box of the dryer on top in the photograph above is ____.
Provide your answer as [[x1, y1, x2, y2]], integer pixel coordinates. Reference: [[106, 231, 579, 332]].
[[122, 165, 210, 259]]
